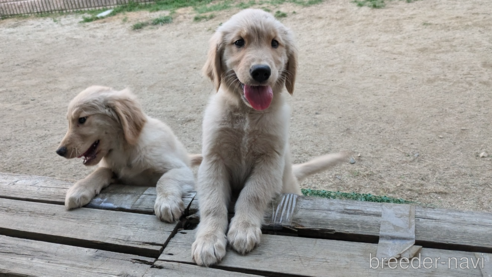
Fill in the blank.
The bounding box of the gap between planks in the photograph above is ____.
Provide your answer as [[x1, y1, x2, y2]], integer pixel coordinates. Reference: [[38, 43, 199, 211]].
[[0, 235, 262, 277], [0, 197, 181, 258], [159, 229, 486, 277]]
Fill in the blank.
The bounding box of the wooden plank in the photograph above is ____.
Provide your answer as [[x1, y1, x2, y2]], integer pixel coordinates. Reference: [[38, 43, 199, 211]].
[[415, 207, 492, 252], [0, 235, 154, 277], [0, 198, 176, 257], [0, 172, 196, 215], [145, 261, 262, 277], [264, 196, 492, 253], [476, 253, 492, 277], [0, 235, 261, 277], [2, 173, 491, 253], [86, 186, 196, 215], [0, 235, 260, 277], [87, 185, 156, 213], [0, 172, 71, 204], [159, 230, 483, 277]]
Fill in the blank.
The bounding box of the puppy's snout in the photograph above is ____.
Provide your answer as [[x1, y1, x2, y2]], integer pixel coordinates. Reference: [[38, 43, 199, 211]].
[[56, 146, 68, 157], [250, 65, 271, 83]]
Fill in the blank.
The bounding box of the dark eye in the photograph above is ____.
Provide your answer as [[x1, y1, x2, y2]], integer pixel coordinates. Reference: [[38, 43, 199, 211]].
[[234, 38, 245, 48], [78, 117, 87, 124], [271, 39, 279, 48]]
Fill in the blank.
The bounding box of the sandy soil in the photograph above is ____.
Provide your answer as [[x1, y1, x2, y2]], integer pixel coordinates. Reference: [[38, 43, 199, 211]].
[[1, 0, 491, 212]]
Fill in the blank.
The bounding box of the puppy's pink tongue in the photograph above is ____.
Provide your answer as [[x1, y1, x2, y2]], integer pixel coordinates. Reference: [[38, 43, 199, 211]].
[[243, 85, 273, 111]]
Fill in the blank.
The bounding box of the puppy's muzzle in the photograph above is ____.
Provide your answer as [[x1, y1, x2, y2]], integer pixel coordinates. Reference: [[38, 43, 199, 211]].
[[56, 146, 68, 157], [250, 65, 271, 83]]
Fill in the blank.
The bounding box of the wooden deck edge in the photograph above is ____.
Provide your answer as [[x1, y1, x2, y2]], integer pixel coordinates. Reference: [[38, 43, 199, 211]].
[[0, 172, 196, 216]]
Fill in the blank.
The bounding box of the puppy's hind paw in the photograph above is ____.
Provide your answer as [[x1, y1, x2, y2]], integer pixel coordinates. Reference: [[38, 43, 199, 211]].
[[154, 196, 184, 223], [192, 233, 227, 266]]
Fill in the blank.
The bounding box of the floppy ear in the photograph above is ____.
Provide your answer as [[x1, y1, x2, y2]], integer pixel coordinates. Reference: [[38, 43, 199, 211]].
[[285, 45, 298, 95], [109, 89, 146, 145], [203, 32, 224, 92]]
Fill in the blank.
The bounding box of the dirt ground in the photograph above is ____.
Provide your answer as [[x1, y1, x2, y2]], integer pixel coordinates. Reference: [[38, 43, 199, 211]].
[[1, 0, 491, 212]]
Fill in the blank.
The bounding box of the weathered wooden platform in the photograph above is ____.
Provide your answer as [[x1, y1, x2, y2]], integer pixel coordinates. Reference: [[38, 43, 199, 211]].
[[0, 172, 491, 276]]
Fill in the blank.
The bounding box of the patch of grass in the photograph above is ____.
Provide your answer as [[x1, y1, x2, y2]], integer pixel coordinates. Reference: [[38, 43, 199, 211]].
[[301, 189, 412, 204], [132, 21, 149, 30], [78, 0, 208, 23], [148, 0, 215, 12], [353, 0, 417, 9], [301, 0, 323, 6], [122, 16, 128, 23], [194, 14, 215, 22], [274, 10, 287, 18], [81, 16, 97, 23], [132, 15, 172, 30], [195, 1, 232, 14], [237, 0, 257, 9], [264, 0, 322, 7], [353, 0, 386, 8], [33, 12, 62, 18], [151, 15, 173, 25]]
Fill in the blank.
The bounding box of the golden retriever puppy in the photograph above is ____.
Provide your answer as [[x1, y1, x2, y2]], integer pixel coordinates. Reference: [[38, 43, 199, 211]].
[[56, 86, 197, 223], [192, 9, 348, 266]]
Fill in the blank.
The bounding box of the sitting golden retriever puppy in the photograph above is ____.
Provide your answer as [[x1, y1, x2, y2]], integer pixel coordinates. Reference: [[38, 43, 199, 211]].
[[192, 9, 348, 266], [56, 86, 197, 222]]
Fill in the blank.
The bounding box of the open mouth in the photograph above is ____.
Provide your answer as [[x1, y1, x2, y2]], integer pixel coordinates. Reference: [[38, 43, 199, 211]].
[[78, 140, 100, 165], [240, 83, 273, 111]]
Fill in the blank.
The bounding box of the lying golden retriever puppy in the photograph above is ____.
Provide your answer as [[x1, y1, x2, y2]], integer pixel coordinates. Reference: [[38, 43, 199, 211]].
[[192, 9, 348, 266], [56, 86, 198, 222]]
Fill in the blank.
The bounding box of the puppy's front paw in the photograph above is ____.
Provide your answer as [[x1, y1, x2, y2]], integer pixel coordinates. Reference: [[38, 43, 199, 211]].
[[154, 196, 184, 223], [192, 232, 227, 266], [65, 185, 95, 210], [227, 219, 262, 255]]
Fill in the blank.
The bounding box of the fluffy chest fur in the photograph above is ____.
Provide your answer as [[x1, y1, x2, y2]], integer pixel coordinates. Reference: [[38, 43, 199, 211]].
[[203, 92, 290, 186]]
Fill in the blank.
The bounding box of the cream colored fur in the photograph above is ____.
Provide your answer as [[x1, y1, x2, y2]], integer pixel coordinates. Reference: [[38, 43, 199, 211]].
[[57, 86, 195, 223], [192, 9, 348, 266]]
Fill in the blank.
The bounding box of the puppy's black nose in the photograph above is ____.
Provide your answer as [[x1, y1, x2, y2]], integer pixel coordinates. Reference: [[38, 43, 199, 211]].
[[56, 146, 67, 157], [250, 65, 271, 83]]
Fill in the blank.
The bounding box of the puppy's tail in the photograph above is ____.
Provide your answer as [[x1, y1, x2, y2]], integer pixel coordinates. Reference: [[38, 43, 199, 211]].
[[293, 152, 350, 182], [188, 154, 203, 167]]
